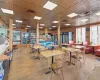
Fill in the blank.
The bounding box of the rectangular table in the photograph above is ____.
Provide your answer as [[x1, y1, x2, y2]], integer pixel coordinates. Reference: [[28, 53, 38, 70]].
[[41, 50, 64, 74], [33, 45, 46, 59], [73, 45, 85, 49], [74, 43, 82, 45], [41, 50, 64, 63], [88, 45, 98, 54], [63, 47, 79, 65], [61, 43, 70, 47]]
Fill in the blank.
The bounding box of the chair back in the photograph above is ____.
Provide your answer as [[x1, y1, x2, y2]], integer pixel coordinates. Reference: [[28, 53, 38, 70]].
[[69, 41, 74, 46], [94, 45, 100, 50], [55, 54, 64, 69], [83, 41, 88, 46]]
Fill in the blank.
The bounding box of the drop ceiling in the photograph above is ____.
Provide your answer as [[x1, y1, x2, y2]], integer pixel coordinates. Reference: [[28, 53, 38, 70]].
[[0, 0, 100, 29]]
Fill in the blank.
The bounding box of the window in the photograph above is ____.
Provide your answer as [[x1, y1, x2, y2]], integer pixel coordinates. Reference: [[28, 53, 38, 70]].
[[0, 27, 7, 36], [98, 26, 100, 44], [13, 30, 21, 44], [90, 25, 100, 45], [90, 26, 97, 45], [76, 27, 86, 43], [69, 32, 72, 41]]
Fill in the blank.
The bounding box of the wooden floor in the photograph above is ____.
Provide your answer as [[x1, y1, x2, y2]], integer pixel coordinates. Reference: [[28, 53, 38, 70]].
[[8, 47, 100, 80]]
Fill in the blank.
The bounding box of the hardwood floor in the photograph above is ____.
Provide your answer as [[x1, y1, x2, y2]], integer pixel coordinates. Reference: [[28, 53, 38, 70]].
[[8, 47, 100, 80]]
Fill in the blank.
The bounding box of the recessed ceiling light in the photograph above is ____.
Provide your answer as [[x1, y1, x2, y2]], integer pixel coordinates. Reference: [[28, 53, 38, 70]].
[[34, 16, 42, 20], [13, 27, 16, 28], [49, 28, 52, 29], [27, 26, 31, 27], [65, 24, 71, 26], [25, 28, 28, 29], [39, 27, 43, 29], [40, 24, 45, 26], [12, 24, 15, 26], [81, 19, 88, 22], [67, 13, 78, 18], [43, 1, 58, 10], [52, 21, 59, 23], [16, 20, 23, 23], [1, 8, 14, 14], [96, 12, 100, 16], [52, 26, 56, 28]]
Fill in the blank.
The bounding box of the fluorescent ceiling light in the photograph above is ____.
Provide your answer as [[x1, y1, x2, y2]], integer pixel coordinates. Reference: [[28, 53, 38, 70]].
[[52, 21, 59, 23], [12, 24, 15, 26], [40, 24, 45, 26], [65, 24, 71, 26], [52, 26, 56, 28], [43, 1, 58, 10], [67, 13, 78, 18], [81, 19, 88, 22], [1, 8, 14, 14], [16, 20, 23, 23], [39, 27, 43, 29], [96, 12, 100, 16], [34, 16, 42, 20], [27, 26, 31, 27]]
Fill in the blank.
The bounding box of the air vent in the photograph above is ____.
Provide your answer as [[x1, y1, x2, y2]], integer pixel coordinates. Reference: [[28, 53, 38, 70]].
[[79, 11, 92, 16], [27, 9, 36, 14], [62, 20, 68, 22], [84, 11, 92, 15], [23, 19, 29, 21]]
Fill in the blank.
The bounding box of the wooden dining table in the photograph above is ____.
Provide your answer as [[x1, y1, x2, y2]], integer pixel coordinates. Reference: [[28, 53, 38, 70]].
[[63, 47, 80, 65], [73, 45, 85, 49], [33, 45, 45, 49], [33, 45, 46, 59], [41, 49, 64, 63], [41, 49, 64, 74], [88, 45, 98, 54], [61, 43, 70, 46]]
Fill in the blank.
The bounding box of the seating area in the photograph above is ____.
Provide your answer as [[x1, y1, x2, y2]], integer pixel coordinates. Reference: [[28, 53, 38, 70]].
[[94, 45, 100, 56], [0, 0, 100, 80]]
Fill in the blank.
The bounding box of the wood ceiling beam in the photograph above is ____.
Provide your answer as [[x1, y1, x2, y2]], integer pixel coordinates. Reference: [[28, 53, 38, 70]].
[[0, 17, 8, 28]]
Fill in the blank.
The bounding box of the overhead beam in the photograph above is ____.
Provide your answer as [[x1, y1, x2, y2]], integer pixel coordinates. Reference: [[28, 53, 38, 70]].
[[0, 17, 8, 28]]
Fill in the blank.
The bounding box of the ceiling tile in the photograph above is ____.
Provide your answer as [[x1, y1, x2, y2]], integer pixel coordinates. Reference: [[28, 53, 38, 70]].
[[59, 0, 82, 10]]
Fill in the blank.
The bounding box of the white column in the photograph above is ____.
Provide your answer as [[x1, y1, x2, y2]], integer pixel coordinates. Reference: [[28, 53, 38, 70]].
[[9, 19, 13, 51], [36, 21, 39, 43]]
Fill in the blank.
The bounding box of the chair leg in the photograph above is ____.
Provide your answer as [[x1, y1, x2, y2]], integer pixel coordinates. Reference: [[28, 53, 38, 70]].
[[61, 68, 64, 80]]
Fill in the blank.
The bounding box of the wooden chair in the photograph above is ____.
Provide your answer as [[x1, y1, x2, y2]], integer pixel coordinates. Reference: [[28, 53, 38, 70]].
[[62, 47, 70, 62], [51, 54, 64, 80], [71, 47, 86, 68]]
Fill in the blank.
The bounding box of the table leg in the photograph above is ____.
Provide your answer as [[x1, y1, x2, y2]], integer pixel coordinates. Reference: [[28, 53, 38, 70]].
[[92, 46, 95, 55], [45, 56, 54, 74], [35, 49, 40, 60], [68, 52, 71, 65], [52, 56, 54, 64], [70, 52, 71, 63]]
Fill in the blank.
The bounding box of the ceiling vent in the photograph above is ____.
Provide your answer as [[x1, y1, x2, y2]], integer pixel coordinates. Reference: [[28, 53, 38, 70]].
[[79, 11, 92, 16], [23, 19, 29, 22], [62, 20, 68, 22], [27, 9, 36, 14]]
